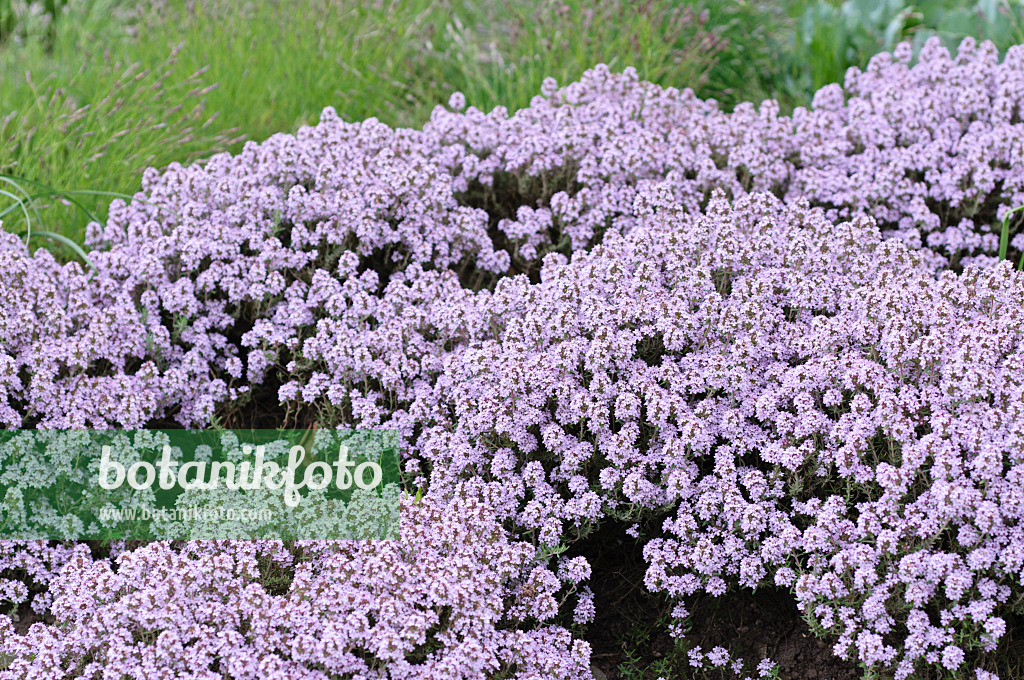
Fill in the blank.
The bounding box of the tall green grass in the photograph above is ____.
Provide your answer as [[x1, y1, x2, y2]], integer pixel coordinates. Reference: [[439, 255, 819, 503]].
[[116, 0, 724, 134], [0, 0, 725, 246], [0, 0, 245, 246], [118, 0, 451, 136], [418, 0, 723, 118], [0, 0, 68, 48], [2, 0, 1023, 249], [4, 0, 448, 246]]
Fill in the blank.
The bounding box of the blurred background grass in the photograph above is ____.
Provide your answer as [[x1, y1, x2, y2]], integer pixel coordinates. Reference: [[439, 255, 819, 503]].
[[1, 0, 1023, 254]]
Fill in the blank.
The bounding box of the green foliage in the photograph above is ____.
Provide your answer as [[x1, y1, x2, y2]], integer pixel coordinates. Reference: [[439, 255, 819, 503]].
[[0, 0, 68, 48], [998, 205, 1024, 270], [770, 0, 1024, 109], [420, 0, 722, 119], [2, 0, 1023, 247], [680, 0, 792, 110], [0, 1, 243, 242], [920, 0, 1024, 51], [0, 0, 724, 245]]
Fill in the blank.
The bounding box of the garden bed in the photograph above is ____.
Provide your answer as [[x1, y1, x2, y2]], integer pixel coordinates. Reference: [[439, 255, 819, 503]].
[[1, 35, 1024, 680]]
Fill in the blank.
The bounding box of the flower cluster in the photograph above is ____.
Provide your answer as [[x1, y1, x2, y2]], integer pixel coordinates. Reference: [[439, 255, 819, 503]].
[[0, 491, 591, 679], [6, 36, 1024, 431], [409, 190, 1024, 678], [428, 36, 1024, 272], [2, 36, 1024, 679]]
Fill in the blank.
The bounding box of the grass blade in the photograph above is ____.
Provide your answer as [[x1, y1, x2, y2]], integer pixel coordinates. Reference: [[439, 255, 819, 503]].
[[998, 204, 1024, 263], [13, 229, 96, 270], [0, 188, 32, 244]]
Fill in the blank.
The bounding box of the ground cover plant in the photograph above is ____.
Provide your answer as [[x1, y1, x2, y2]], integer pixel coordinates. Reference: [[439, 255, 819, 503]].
[[2, 34, 1024, 679]]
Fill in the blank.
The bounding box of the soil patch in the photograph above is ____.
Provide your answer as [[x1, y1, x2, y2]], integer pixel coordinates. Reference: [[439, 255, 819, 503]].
[[9, 600, 55, 635], [576, 522, 862, 680]]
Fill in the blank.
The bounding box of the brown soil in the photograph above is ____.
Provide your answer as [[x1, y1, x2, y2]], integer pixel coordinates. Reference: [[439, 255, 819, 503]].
[[577, 522, 862, 680], [9, 600, 55, 635]]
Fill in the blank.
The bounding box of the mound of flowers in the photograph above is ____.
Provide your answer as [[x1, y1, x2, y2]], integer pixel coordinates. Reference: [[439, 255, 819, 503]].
[[413, 191, 1024, 679], [1, 36, 1024, 679], [0, 491, 592, 679]]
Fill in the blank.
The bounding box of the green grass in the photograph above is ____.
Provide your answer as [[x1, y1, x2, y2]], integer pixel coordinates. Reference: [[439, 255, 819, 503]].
[[415, 0, 722, 118], [998, 205, 1024, 269], [1, 0, 1023, 249], [0, 0, 727, 246], [0, 0, 69, 48], [0, 0, 245, 247]]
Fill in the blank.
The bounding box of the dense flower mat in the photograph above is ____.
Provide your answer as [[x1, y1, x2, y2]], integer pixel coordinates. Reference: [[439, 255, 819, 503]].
[[1, 36, 1024, 678]]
